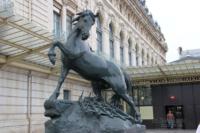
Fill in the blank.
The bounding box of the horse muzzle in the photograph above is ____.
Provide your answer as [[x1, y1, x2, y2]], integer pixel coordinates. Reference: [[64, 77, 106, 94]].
[[82, 33, 89, 40]]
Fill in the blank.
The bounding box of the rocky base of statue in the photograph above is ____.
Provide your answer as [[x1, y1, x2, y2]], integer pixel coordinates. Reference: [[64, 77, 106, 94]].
[[44, 97, 146, 133]]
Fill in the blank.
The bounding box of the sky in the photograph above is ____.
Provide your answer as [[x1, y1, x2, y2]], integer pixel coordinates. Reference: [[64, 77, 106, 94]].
[[146, 0, 200, 62]]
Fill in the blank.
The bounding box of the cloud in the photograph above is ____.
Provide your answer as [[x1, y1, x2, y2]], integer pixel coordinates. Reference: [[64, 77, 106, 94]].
[[146, 0, 200, 62]]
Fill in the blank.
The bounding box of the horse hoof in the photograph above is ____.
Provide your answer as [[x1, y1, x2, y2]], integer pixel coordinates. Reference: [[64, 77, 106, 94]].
[[56, 92, 60, 97], [51, 60, 55, 65], [48, 53, 56, 56], [49, 57, 56, 65], [134, 119, 142, 124]]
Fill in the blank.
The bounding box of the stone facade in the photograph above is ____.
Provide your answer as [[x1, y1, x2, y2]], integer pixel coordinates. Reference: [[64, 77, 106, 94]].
[[7, 0, 167, 66], [0, 67, 91, 133]]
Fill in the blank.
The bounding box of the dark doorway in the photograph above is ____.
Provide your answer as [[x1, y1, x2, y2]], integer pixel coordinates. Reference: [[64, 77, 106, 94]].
[[165, 105, 184, 129]]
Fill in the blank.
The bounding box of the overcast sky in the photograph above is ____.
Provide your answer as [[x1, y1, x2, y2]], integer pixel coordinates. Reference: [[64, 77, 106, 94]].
[[146, 0, 200, 62]]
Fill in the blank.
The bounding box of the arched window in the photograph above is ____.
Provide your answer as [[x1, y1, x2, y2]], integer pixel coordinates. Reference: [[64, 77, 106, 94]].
[[135, 44, 139, 66], [119, 4, 122, 13], [53, 11, 61, 38], [120, 32, 124, 65], [142, 49, 144, 65], [147, 54, 149, 65], [96, 16, 102, 54], [128, 39, 132, 66], [120, 46, 124, 65], [66, 12, 73, 40], [151, 57, 154, 65], [109, 23, 114, 59], [128, 14, 131, 21]]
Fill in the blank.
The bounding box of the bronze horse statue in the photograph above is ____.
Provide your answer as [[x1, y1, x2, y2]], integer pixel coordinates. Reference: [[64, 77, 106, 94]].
[[48, 10, 141, 123]]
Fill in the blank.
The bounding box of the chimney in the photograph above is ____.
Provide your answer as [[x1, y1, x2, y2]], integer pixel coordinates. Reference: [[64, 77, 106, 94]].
[[178, 47, 182, 56]]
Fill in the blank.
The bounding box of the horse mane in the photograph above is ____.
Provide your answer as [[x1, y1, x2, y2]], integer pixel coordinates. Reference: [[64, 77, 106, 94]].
[[72, 10, 99, 24]]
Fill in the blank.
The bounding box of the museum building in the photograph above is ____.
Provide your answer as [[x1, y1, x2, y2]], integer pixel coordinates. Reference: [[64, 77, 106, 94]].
[[0, 0, 167, 132]]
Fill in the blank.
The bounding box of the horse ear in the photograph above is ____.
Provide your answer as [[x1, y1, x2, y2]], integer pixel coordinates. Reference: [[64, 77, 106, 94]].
[[72, 22, 77, 25], [72, 11, 83, 23], [95, 12, 99, 18], [76, 12, 82, 16], [72, 16, 80, 23]]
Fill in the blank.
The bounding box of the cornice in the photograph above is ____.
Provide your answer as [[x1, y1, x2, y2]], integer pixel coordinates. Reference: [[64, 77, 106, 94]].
[[126, 0, 167, 52], [63, 0, 78, 12], [103, 0, 167, 57]]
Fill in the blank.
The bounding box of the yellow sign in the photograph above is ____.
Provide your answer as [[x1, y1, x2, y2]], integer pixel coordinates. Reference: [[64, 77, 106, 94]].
[[140, 106, 154, 120]]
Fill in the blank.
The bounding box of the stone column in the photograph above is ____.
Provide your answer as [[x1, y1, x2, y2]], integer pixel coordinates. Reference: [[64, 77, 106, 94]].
[[132, 49, 136, 66], [138, 53, 142, 66], [61, 5, 67, 41], [102, 27, 110, 57], [124, 44, 129, 67], [89, 21, 97, 51], [48, 0, 54, 32], [115, 36, 120, 64]]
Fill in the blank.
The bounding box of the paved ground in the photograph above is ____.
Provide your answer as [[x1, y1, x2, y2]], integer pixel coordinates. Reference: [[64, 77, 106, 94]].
[[146, 129, 195, 133]]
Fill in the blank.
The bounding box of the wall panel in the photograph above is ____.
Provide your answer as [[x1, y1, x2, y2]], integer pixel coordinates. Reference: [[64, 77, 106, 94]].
[[0, 68, 91, 132]]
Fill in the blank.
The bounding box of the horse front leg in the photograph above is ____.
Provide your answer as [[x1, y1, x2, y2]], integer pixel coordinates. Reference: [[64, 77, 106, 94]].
[[48, 41, 69, 65], [54, 41, 85, 59], [48, 41, 58, 65], [49, 64, 69, 100]]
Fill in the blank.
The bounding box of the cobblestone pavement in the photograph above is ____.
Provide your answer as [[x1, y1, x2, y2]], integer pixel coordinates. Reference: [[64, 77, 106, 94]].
[[146, 129, 195, 133]]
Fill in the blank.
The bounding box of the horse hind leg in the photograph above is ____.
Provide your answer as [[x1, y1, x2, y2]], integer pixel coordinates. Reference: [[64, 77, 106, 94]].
[[106, 77, 142, 123], [49, 64, 69, 100], [118, 92, 142, 123]]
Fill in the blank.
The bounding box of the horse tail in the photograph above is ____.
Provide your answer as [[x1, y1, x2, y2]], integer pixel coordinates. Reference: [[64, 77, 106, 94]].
[[48, 43, 57, 65], [110, 70, 133, 108], [123, 70, 133, 93]]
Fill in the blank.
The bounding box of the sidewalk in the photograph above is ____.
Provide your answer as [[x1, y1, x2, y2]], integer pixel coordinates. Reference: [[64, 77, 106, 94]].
[[146, 129, 195, 133]]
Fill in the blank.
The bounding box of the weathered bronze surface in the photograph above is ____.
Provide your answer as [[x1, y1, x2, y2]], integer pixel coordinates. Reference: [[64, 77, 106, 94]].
[[44, 97, 145, 133], [45, 10, 145, 133]]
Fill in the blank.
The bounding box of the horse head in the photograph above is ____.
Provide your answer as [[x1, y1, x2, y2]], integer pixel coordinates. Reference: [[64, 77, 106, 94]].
[[72, 10, 99, 40]]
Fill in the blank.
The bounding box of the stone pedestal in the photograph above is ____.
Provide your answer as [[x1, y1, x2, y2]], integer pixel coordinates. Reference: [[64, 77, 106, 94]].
[[44, 97, 146, 133]]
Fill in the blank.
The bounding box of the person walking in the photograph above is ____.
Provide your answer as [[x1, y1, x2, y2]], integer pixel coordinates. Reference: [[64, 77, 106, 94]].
[[167, 110, 175, 129]]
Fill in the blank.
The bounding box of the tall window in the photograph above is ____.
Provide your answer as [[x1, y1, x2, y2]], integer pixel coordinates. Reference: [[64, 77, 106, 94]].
[[133, 86, 152, 106], [120, 46, 124, 64], [136, 44, 139, 66], [96, 16, 103, 54], [147, 54, 149, 65], [63, 90, 71, 100], [66, 12, 72, 39], [128, 39, 132, 66], [151, 57, 154, 65], [119, 4, 122, 13], [109, 24, 114, 59], [53, 11, 61, 38], [120, 32, 124, 64], [142, 49, 144, 65]]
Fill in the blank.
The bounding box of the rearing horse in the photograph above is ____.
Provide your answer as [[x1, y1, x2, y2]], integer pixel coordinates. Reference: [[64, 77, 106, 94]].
[[48, 10, 141, 123]]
